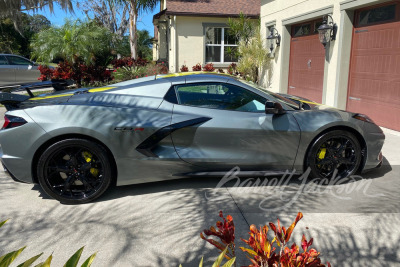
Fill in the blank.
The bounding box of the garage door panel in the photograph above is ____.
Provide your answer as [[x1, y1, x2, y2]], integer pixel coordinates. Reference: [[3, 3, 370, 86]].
[[347, 2, 400, 131], [288, 21, 325, 103]]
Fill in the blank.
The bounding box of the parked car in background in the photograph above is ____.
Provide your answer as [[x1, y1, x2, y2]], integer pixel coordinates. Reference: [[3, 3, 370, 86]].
[[0, 54, 42, 87]]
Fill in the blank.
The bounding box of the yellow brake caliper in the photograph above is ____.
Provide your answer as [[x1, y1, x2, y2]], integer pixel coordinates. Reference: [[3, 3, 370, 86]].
[[82, 151, 99, 177], [318, 148, 327, 160], [317, 147, 327, 168]]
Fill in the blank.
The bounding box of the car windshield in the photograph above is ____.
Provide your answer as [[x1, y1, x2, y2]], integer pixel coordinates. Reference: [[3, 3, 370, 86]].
[[239, 80, 300, 110]]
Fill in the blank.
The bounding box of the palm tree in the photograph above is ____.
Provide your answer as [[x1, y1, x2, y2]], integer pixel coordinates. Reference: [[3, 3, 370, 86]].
[[0, 0, 73, 34], [30, 19, 115, 65], [117, 0, 158, 58]]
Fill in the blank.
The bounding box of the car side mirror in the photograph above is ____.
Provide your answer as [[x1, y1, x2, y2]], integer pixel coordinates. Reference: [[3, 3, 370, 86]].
[[265, 101, 286, 115]]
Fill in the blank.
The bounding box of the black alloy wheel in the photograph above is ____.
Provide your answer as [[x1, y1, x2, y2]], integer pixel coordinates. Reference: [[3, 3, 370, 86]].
[[307, 130, 362, 179], [37, 139, 112, 204]]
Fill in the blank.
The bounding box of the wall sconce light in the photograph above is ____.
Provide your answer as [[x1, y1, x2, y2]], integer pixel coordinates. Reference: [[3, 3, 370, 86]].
[[266, 27, 281, 53], [317, 15, 337, 48]]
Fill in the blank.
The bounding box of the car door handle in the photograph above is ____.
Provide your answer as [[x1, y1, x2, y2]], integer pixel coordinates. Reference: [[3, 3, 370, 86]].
[[349, 97, 361, 101], [289, 86, 296, 89]]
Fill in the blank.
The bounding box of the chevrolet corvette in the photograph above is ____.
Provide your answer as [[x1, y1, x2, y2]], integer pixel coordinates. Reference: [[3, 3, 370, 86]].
[[0, 73, 384, 204]]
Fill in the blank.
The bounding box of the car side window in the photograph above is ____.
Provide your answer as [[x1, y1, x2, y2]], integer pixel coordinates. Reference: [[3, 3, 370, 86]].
[[175, 83, 266, 113], [6, 56, 32, 65], [0, 56, 8, 65]]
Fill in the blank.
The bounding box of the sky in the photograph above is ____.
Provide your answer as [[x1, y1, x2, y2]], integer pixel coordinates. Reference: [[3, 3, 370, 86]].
[[25, 1, 160, 37]]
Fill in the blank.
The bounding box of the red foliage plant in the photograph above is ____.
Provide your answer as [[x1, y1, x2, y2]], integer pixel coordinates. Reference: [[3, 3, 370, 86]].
[[202, 212, 331, 267], [200, 211, 235, 260], [38, 62, 112, 87], [192, 63, 202, 71], [228, 63, 238, 75], [180, 65, 189, 72], [111, 57, 149, 69], [203, 63, 215, 72]]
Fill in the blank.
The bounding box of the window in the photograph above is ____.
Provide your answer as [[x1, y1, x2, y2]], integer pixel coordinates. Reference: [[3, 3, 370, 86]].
[[293, 24, 311, 37], [6, 56, 32, 65], [359, 4, 396, 26], [0, 56, 8, 65], [174, 83, 266, 113], [205, 27, 238, 63]]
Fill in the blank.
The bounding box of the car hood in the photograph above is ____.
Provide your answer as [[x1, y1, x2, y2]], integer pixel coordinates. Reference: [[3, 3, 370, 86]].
[[277, 93, 337, 111]]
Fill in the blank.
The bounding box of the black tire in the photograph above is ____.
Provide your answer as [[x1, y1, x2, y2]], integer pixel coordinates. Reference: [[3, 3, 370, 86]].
[[306, 130, 362, 179], [37, 138, 112, 204]]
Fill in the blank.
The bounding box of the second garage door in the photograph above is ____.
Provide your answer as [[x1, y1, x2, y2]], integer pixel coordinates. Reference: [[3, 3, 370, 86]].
[[288, 20, 325, 103], [347, 2, 400, 131]]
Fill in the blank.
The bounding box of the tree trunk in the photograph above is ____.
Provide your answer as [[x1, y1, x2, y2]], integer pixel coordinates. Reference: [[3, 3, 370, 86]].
[[129, 0, 137, 59]]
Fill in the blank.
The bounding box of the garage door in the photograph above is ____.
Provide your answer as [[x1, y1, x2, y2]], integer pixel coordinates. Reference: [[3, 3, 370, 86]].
[[347, 2, 400, 131], [288, 20, 325, 103]]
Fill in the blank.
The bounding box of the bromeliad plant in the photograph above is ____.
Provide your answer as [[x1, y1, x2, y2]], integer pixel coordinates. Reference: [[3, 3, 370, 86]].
[[201, 212, 330, 267], [0, 219, 96, 267]]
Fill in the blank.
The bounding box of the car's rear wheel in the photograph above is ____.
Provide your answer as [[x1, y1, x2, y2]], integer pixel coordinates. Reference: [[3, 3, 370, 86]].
[[306, 130, 362, 179], [37, 139, 112, 204]]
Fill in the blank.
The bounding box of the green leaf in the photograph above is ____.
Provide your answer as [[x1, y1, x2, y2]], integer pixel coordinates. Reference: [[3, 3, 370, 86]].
[[212, 247, 228, 267], [64, 247, 84, 267], [222, 257, 236, 267], [198, 257, 203, 267], [80, 252, 96, 267], [17, 253, 43, 267], [0, 219, 9, 228], [37, 254, 52, 267], [0, 246, 26, 267]]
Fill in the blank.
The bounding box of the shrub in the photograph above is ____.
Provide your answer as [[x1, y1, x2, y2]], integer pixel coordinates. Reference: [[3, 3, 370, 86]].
[[227, 63, 237, 75], [111, 57, 149, 69], [218, 68, 225, 74], [180, 65, 189, 72], [200, 211, 235, 260], [201, 212, 330, 267], [113, 62, 168, 82], [192, 63, 202, 71], [203, 63, 215, 72], [38, 62, 112, 87]]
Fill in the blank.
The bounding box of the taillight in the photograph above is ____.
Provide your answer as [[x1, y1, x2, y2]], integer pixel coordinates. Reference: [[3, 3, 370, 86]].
[[1, 115, 27, 130]]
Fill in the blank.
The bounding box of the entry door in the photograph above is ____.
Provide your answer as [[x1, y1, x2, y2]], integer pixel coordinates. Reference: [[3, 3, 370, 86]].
[[347, 2, 400, 131], [170, 82, 301, 171], [288, 20, 325, 103]]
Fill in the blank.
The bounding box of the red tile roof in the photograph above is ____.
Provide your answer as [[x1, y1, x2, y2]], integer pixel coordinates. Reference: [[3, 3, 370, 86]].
[[164, 0, 260, 18]]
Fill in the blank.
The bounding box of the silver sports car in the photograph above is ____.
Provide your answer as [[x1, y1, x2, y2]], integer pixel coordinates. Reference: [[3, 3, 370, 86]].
[[0, 73, 384, 204]]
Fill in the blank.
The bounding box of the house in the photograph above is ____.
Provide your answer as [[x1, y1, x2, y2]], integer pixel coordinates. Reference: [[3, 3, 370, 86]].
[[152, 0, 260, 72], [260, 0, 400, 131]]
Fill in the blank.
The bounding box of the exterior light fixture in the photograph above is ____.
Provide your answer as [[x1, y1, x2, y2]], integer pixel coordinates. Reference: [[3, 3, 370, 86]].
[[266, 27, 281, 53], [317, 15, 337, 48]]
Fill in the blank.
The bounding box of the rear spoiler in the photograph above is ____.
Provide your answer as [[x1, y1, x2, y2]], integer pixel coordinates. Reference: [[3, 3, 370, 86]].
[[0, 80, 69, 110]]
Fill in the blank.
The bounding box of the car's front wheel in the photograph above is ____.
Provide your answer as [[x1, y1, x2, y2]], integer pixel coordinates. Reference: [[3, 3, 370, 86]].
[[37, 138, 113, 204], [306, 130, 362, 179]]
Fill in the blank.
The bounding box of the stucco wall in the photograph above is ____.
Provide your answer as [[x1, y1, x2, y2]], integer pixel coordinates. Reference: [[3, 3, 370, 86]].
[[260, 0, 387, 108], [174, 16, 234, 72]]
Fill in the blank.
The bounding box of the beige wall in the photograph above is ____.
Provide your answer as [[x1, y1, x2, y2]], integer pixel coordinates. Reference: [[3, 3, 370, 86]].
[[260, 0, 387, 108], [174, 16, 235, 72]]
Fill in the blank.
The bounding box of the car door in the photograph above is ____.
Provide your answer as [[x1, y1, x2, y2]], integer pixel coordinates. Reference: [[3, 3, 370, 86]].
[[170, 82, 301, 171], [6, 55, 39, 84], [0, 55, 16, 86]]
